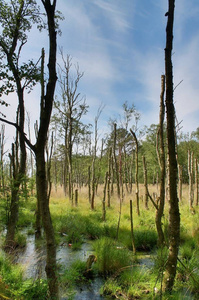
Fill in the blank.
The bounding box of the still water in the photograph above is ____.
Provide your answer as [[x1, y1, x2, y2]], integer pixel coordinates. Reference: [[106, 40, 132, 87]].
[[15, 235, 110, 300]]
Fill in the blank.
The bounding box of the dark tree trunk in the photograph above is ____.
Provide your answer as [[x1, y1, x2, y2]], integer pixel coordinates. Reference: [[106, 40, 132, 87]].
[[34, 1, 58, 297], [35, 149, 58, 298], [163, 0, 180, 292]]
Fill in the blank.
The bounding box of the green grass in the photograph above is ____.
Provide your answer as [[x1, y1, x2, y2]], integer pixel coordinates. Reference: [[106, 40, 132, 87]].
[[1, 184, 199, 299], [0, 250, 48, 299]]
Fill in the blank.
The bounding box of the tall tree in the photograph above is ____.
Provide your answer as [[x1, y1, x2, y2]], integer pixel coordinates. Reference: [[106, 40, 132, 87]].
[[0, 0, 41, 248], [53, 53, 88, 202], [0, 1, 59, 298], [163, 0, 180, 292]]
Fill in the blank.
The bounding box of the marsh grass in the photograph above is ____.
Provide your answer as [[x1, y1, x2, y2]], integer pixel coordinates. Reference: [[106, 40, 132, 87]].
[[1, 183, 199, 298], [61, 259, 88, 287], [93, 237, 133, 276]]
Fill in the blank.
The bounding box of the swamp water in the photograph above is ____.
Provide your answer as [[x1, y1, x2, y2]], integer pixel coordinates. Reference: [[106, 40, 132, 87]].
[[15, 235, 110, 299]]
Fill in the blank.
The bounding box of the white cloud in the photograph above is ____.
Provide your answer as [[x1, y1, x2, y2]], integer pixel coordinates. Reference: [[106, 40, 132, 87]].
[[92, 0, 132, 32]]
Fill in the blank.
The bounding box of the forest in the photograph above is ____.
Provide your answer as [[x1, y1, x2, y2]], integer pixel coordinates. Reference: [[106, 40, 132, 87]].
[[0, 0, 199, 299]]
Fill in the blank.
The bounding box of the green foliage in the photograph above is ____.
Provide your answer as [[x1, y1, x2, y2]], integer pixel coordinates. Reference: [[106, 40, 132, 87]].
[[0, 250, 48, 299], [14, 279, 48, 300], [15, 232, 27, 248]]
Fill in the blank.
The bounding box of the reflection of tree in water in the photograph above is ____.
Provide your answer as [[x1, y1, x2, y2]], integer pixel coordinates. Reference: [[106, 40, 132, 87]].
[[34, 241, 46, 280]]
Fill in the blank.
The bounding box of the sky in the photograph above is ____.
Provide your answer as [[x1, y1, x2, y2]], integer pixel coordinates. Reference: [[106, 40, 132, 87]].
[[1, 0, 199, 149]]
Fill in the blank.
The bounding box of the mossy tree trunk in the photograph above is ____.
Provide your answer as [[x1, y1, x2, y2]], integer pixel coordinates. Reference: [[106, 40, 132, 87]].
[[163, 0, 180, 292]]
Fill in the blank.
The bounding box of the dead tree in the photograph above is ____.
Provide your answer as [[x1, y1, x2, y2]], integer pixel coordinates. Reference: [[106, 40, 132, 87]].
[[178, 164, 183, 202], [163, 0, 180, 292], [113, 123, 120, 198], [195, 158, 198, 206], [142, 156, 149, 209], [188, 150, 194, 210], [130, 129, 140, 216], [156, 74, 166, 247]]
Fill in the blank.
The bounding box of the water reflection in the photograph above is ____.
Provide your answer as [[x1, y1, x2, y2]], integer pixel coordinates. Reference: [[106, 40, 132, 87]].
[[15, 235, 109, 299]]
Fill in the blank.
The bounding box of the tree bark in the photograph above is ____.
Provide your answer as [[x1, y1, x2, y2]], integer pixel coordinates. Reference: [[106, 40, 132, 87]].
[[102, 172, 108, 221], [195, 158, 198, 206], [163, 0, 180, 292], [130, 200, 136, 254], [130, 129, 140, 216], [178, 164, 183, 203], [113, 123, 120, 198], [34, 1, 58, 298], [156, 74, 166, 247], [142, 156, 149, 210], [188, 150, 194, 210]]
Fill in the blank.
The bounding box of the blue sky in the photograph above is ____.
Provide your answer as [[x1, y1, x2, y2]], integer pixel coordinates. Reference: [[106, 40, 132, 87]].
[[55, 0, 199, 136], [1, 0, 199, 147]]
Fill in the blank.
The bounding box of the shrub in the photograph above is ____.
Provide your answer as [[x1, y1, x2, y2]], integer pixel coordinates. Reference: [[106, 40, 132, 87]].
[[15, 279, 48, 300]]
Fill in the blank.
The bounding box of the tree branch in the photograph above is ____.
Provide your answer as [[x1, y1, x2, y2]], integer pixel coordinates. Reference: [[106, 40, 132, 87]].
[[0, 117, 35, 152]]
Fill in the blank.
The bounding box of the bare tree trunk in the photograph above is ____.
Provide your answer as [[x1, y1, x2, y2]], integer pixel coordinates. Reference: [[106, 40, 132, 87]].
[[142, 156, 149, 210], [130, 129, 140, 216], [113, 123, 120, 198], [188, 150, 194, 210], [119, 146, 124, 200], [156, 74, 166, 247], [75, 189, 78, 207], [6, 143, 19, 249], [102, 172, 108, 221], [178, 164, 183, 203], [0, 125, 5, 194], [88, 165, 91, 203], [130, 200, 136, 254], [91, 105, 103, 209], [107, 147, 112, 207], [163, 0, 180, 292], [195, 158, 198, 206]]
